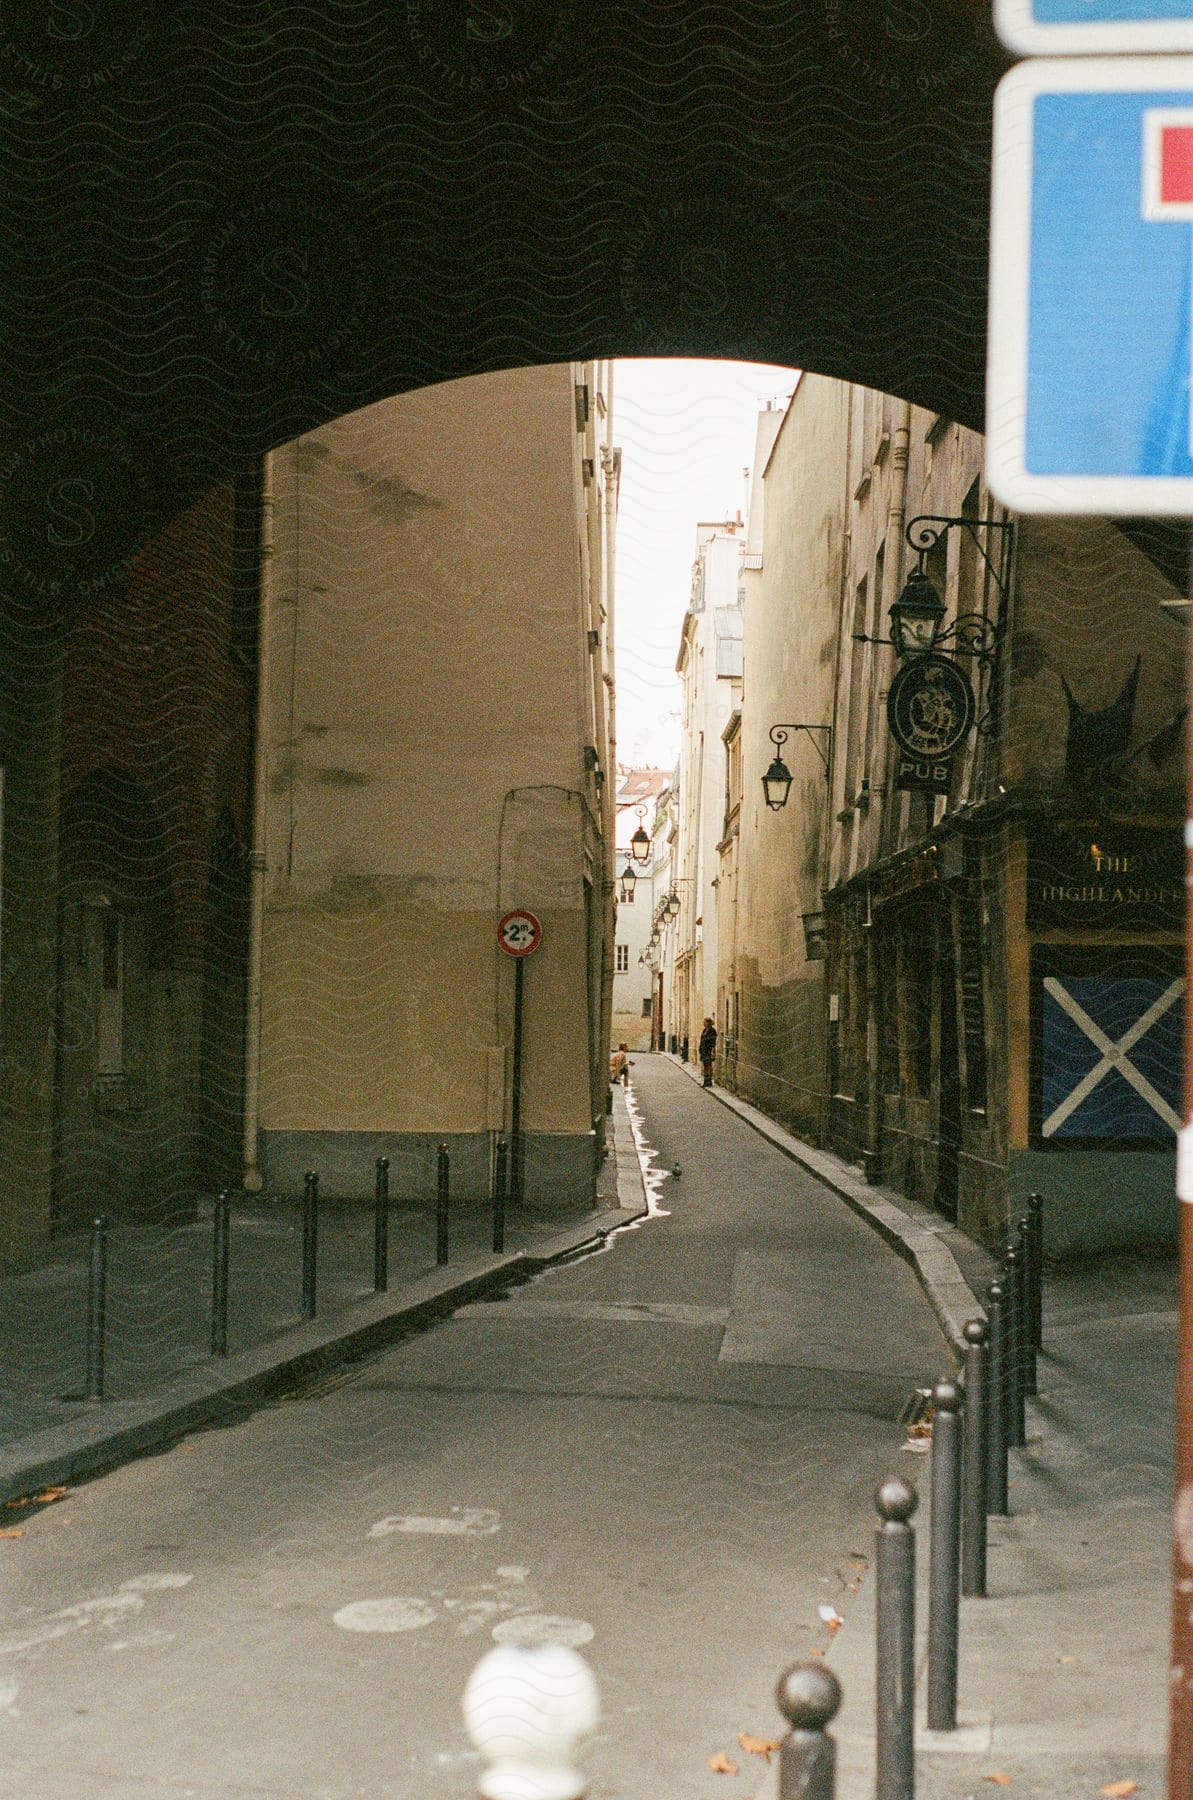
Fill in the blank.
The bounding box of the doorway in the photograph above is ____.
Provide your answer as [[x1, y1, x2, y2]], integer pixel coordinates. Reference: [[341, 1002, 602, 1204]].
[[936, 942, 961, 1223]]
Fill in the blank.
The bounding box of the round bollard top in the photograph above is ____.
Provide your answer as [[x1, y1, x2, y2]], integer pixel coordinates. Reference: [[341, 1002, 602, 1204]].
[[776, 1662, 842, 1732], [963, 1317, 988, 1346], [876, 1475, 918, 1523], [462, 1643, 599, 1800], [933, 1377, 961, 1413], [1004, 1243, 1019, 1268], [986, 1279, 1005, 1305], [1018, 1215, 1031, 1238], [1027, 1191, 1043, 1213]]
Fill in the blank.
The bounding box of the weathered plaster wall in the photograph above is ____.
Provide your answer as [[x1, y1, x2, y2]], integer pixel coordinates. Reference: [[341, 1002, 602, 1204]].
[[733, 375, 849, 1140], [257, 366, 609, 1207]]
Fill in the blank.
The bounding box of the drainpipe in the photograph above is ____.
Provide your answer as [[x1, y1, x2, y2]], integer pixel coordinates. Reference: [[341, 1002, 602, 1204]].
[[598, 366, 620, 1107], [242, 450, 274, 1192], [863, 401, 912, 1183]]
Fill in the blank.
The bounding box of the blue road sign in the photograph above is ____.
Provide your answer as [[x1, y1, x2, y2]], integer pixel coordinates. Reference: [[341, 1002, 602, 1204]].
[[988, 56, 1193, 515], [997, 0, 1193, 55]]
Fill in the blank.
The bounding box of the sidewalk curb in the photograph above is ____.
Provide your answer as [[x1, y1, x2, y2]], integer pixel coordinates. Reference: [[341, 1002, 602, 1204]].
[[667, 1055, 980, 1356], [0, 1090, 650, 1506]]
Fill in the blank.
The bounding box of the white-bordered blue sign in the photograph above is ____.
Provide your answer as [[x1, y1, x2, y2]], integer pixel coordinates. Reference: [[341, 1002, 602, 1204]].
[[988, 56, 1193, 514], [997, 0, 1193, 57]]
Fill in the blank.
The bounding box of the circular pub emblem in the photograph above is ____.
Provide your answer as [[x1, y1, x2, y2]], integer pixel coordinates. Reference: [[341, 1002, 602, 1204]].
[[887, 654, 976, 760], [497, 909, 542, 957]]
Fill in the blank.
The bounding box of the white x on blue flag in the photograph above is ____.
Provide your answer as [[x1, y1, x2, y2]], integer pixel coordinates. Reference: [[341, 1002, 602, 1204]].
[[1041, 975, 1183, 1139]]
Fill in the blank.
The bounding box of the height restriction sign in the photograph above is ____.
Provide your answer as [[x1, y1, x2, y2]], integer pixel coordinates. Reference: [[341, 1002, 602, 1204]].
[[988, 56, 1193, 515], [497, 910, 542, 957]]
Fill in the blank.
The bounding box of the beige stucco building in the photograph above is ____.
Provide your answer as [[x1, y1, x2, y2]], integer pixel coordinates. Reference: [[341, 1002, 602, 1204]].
[[249, 362, 618, 1210], [671, 520, 746, 1063]]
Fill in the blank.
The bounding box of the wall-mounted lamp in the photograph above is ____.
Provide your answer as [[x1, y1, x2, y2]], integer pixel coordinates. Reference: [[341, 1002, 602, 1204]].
[[762, 722, 833, 810], [630, 804, 651, 864], [619, 860, 637, 902]]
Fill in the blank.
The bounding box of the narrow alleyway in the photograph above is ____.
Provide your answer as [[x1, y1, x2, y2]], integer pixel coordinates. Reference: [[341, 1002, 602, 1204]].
[[0, 1056, 952, 1798]]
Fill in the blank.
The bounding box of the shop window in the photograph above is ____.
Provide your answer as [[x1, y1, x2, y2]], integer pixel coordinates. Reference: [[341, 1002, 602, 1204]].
[[1031, 945, 1183, 1147]]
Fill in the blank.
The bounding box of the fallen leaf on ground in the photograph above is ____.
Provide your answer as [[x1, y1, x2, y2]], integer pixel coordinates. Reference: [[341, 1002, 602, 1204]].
[[982, 1776, 1013, 1787], [817, 1604, 843, 1630], [708, 1752, 738, 1774], [0, 1528, 23, 1539], [34, 1487, 68, 1504], [807, 1646, 826, 1657], [738, 1733, 781, 1759], [1098, 1783, 1139, 1798], [1057, 1654, 1075, 1664]]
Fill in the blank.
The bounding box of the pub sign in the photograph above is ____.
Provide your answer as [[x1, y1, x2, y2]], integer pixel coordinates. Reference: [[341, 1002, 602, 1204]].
[[1027, 825, 1183, 930], [887, 655, 976, 793]]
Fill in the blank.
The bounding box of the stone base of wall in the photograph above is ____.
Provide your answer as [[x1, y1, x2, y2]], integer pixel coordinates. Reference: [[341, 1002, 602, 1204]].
[[259, 1129, 597, 1213], [1007, 1148, 1177, 1259]]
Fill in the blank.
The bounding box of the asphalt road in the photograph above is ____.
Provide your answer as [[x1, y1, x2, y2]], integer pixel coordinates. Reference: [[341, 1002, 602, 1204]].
[[0, 1055, 952, 1798]]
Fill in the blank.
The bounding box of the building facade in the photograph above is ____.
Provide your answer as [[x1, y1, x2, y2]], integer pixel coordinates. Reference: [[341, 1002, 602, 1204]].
[[671, 519, 746, 1064], [253, 362, 618, 1209], [612, 767, 669, 1051], [709, 377, 1185, 1257]]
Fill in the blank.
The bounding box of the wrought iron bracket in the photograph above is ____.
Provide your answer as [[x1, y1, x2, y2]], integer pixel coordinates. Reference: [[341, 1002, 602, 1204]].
[[769, 721, 833, 779]]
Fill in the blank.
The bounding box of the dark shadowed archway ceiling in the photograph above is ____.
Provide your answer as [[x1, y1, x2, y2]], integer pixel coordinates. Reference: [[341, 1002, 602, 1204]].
[[0, 0, 1007, 582]]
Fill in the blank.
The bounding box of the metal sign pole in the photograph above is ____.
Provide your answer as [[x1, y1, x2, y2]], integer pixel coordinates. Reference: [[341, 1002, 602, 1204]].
[[1170, 555, 1193, 1793], [511, 954, 525, 1211]]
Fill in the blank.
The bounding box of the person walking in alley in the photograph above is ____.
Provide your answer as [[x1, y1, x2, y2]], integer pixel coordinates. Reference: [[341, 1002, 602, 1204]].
[[698, 1017, 717, 1088]]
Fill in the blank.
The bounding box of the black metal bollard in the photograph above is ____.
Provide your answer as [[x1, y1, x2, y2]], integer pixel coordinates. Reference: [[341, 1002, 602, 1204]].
[[436, 1143, 450, 1266], [961, 1320, 988, 1597], [211, 1190, 230, 1357], [1027, 1192, 1044, 1349], [1016, 1216, 1038, 1395], [1005, 1244, 1028, 1446], [927, 1379, 962, 1732], [302, 1170, 319, 1320], [776, 1662, 841, 1800], [985, 1280, 1010, 1516], [374, 1156, 389, 1293], [85, 1215, 109, 1402], [876, 1476, 918, 1800], [493, 1138, 508, 1255]]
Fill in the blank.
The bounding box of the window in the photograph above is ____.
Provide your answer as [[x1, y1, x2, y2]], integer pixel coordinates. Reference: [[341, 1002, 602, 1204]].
[[616, 944, 629, 973]]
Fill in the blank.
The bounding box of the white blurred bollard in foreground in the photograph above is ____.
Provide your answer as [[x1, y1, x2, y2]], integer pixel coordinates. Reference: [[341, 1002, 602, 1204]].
[[462, 1642, 600, 1800]]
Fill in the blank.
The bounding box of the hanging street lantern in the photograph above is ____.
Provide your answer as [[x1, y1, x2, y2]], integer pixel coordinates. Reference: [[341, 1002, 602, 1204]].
[[665, 892, 680, 919], [619, 860, 637, 902], [762, 746, 794, 811], [629, 803, 651, 865], [888, 565, 947, 659], [761, 722, 831, 811]]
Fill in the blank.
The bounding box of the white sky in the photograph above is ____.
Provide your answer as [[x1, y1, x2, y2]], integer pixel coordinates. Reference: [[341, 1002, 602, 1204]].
[[612, 357, 799, 772]]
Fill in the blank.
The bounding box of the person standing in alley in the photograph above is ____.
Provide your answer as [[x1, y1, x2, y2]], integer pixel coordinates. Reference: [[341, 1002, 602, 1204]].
[[698, 1016, 717, 1088]]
